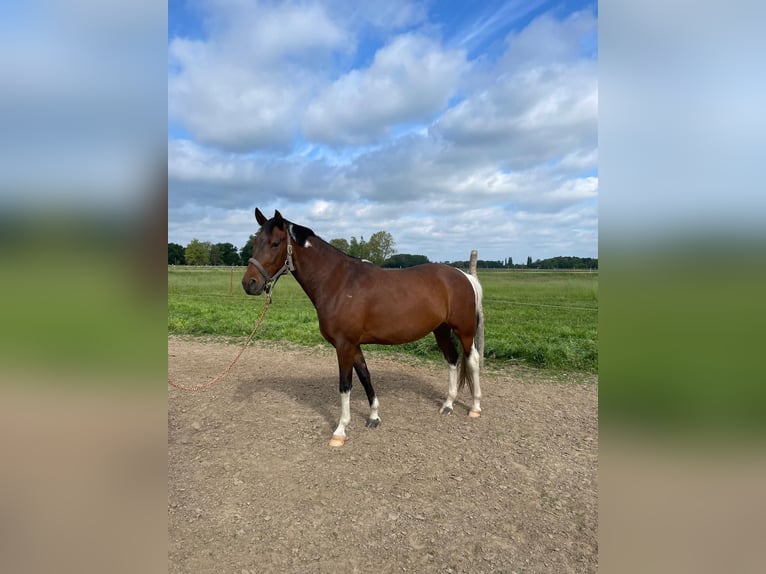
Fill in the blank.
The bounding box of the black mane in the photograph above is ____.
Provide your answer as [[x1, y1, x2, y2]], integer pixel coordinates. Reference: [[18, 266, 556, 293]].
[[288, 221, 316, 247]]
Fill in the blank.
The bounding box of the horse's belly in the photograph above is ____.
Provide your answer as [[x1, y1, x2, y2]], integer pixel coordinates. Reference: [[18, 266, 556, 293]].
[[360, 306, 442, 345]]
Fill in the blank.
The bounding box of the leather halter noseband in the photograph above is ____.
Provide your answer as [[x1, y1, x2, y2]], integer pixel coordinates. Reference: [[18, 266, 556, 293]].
[[247, 227, 296, 296]]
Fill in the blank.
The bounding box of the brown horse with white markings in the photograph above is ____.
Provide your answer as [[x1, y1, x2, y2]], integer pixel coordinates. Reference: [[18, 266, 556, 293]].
[[242, 209, 484, 447]]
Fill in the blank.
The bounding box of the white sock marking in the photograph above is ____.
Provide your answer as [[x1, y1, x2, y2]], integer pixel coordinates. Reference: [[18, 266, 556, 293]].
[[442, 364, 458, 411], [468, 345, 481, 412], [369, 397, 380, 421], [333, 391, 351, 437]]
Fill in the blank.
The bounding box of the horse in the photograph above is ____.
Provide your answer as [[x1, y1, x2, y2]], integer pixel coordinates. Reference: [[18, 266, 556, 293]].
[[242, 208, 485, 447]]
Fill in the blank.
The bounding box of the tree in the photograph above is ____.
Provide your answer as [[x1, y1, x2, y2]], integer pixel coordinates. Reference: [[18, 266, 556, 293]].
[[329, 238, 350, 253], [329, 230, 398, 265], [209, 243, 222, 266], [349, 236, 367, 259], [382, 254, 429, 268], [240, 234, 256, 264], [185, 239, 210, 265], [367, 231, 396, 265], [215, 242, 240, 265], [526, 256, 532, 267], [168, 242, 185, 265]]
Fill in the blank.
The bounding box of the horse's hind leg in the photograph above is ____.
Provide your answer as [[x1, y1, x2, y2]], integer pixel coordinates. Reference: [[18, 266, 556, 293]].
[[433, 324, 459, 415], [466, 344, 482, 417], [353, 348, 380, 429]]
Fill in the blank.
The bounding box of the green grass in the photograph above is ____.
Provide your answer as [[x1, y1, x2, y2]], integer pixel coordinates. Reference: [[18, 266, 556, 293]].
[[168, 267, 598, 372]]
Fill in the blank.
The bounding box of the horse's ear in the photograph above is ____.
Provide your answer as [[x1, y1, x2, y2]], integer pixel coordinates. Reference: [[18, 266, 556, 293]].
[[255, 207, 267, 226], [274, 210, 284, 228]]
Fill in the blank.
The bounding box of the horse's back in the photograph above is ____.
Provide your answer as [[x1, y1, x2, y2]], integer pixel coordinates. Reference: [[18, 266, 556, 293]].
[[351, 262, 471, 298], [381, 263, 474, 295]]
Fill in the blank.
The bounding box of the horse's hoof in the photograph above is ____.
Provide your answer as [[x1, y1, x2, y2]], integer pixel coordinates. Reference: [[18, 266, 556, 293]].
[[440, 406, 453, 415], [468, 409, 481, 418], [366, 418, 380, 429], [328, 435, 346, 447]]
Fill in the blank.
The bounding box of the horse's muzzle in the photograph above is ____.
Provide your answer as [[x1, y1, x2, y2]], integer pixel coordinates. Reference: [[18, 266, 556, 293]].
[[242, 277, 266, 296]]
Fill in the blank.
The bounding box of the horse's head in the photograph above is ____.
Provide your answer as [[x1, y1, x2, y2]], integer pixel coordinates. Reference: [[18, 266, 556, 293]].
[[242, 208, 293, 296]]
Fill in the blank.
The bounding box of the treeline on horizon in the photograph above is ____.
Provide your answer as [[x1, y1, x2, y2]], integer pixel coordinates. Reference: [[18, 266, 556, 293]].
[[168, 239, 597, 271], [446, 255, 599, 270]]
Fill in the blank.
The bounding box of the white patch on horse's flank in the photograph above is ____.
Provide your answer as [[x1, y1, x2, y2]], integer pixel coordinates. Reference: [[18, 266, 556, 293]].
[[461, 270, 485, 362], [461, 270, 484, 302]]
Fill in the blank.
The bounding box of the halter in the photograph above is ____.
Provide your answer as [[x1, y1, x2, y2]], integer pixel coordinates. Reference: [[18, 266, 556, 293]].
[[247, 226, 296, 298]]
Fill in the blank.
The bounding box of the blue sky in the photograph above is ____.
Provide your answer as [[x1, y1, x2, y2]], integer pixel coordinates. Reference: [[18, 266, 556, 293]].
[[168, 0, 598, 263]]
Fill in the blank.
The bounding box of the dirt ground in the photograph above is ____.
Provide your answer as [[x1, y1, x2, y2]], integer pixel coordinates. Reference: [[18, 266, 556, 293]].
[[168, 336, 598, 573]]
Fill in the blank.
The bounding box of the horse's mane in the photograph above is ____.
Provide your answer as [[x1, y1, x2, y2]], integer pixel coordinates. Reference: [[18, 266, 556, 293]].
[[287, 219, 369, 264], [287, 221, 316, 247]]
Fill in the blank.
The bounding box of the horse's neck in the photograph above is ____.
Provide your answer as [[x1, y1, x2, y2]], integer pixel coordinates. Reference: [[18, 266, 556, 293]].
[[291, 237, 346, 305]]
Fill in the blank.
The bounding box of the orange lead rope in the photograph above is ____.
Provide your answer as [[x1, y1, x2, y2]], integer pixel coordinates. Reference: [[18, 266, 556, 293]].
[[168, 297, 271, 392]]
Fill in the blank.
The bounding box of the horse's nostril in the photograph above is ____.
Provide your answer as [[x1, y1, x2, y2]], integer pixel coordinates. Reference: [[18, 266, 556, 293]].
[[245, 278, 260, 293]]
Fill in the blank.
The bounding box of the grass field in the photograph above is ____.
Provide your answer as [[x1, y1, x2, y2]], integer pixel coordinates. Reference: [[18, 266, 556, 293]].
[[168, 267, 598, 372]]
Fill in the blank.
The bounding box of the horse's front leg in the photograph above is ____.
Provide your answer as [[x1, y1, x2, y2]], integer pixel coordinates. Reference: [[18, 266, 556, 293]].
[[329, 345, 355, 447]]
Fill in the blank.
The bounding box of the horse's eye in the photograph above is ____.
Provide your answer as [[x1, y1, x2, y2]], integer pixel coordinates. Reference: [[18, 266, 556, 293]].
[[271, 241, 279, 248]]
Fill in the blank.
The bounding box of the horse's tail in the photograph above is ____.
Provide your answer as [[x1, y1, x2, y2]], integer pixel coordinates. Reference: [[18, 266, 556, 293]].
[[474, 280, 485, 366], [459, 272, 484, 393]]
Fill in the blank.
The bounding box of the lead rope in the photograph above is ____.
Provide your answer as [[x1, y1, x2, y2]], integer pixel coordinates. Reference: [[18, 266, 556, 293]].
[[168, 297, 271, 392]]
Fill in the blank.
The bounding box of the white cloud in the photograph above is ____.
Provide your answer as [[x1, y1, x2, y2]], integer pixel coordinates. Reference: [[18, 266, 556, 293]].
[[307, 199, 339, 221], [304, 34, 468, 145], [432, 61, 597, 169], [168, 1, 438, 151], [168, 139, 240, 184], [168, 5, 599, 262], [542, 176, 598, 209], [168, 1, 347, 150], [168, 139, 352, 209], [559, 148, 598, 171], [430, 10, 597, 172], [499, 10, 596, 72]]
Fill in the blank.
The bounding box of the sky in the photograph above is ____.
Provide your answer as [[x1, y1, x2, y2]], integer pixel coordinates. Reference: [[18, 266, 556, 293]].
[[168, 0, 598, 264]]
